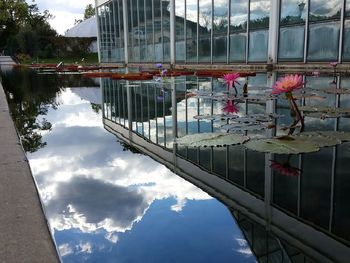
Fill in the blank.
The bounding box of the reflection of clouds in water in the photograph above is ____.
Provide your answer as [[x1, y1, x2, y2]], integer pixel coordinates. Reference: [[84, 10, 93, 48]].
[[51, 89, 102, 128], [236, 238, 253, 256], [29, 88, 211, 246], [58, 242, 93, 257], [47, 177, 150, 233], [59, 243, 73, 257]]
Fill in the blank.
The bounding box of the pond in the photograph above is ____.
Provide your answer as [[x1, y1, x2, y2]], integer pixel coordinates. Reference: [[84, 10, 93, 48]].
[[1, 68, 349, 263]]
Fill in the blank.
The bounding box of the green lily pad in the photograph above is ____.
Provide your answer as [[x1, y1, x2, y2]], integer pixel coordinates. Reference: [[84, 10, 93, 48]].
[[295, 132, 341, 147], [316, 131, 350, 142], [176, 133, 250, 147], [244, 137, 320, 154]]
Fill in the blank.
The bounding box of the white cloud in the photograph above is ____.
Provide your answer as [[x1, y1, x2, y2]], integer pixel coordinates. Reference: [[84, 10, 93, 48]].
[[35, 0, 95, 34], [77, 242, 93, 254], [58, 243, 73, 257]]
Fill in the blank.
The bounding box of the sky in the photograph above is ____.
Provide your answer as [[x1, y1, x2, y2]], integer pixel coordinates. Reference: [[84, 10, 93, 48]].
[[35, 0, 95, 35]]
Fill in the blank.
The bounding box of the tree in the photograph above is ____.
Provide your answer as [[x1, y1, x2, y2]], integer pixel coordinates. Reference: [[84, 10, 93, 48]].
[[0, 0, 57, 57], [75, 4, 95, 25], [83, 4, 95, 20]]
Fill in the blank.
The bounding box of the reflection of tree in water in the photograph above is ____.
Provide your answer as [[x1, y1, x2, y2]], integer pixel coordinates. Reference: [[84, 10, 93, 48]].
[[90, 103, 101, 114], [1, 68, 98, 153]]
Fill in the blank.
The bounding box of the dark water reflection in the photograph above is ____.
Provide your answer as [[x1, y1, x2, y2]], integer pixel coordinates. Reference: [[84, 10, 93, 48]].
[[1, 68, 350, 262]]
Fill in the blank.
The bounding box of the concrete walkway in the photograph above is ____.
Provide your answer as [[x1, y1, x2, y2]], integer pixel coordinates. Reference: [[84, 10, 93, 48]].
[[0, 80, 60, 262]]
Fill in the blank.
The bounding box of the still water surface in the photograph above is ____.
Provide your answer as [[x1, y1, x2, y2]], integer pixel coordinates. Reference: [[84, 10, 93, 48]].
[[1, 68, 350, 262]]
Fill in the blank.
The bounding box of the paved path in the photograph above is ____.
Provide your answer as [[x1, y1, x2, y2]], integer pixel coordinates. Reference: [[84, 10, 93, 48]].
[[0, 80, 60, 262]]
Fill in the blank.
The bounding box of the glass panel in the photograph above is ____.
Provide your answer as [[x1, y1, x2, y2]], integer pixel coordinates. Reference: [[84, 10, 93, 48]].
[[280, 0, 307, 26], [309, 0, 342, 22], [175, 0, 185, 61], [229, 33, 246, 61], [246, 150, 265, 197], [249, 0, 270, 30], [127, 2, 134, 62], [213, 0, 228, 63], [112, 0, 120, 62], [198, 1, 211, 62], [132, 0, 140, 62], [186, 0, 198, 62], [228, 145, 244, 186], [278, 26, 305, 61], [107, 2, 115, 62], [307, 22, 339, 61], [248, 0, 269, 62], [213, 148, 226, 177], [343, 20, 350, 61], [248, 30, 268, 62], [145, 0, 154, 62], [97, 7, 104, 62], [118, 0, 125, 62], [162, 0, 171, 62], [229, 0, 248, 62], [139, 0, 146, 62], [272, 155, 299, 214], [333, 140, 350, 241], [301, 148, 333, 229], [154, 0, 163, 61]]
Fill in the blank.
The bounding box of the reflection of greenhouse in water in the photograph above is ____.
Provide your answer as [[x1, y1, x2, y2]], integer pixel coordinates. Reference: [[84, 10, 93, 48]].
[[101, 74, 350, 263], [96, 0, 350, 64]]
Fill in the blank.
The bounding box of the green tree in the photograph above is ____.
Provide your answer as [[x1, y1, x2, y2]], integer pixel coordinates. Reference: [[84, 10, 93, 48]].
[[0, 0, 56, 57], [83, 4, 95, 20]]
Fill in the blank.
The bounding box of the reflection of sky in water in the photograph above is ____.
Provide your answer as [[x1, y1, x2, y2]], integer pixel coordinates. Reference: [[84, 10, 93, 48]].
[[29, 88, 255, 262]]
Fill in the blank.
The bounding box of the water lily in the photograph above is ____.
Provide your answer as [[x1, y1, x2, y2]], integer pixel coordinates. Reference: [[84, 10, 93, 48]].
[[272, 74, 305, 134], [222, 100, 238, 114], [155, 63, 163, 69], [270, 160, 300, 177], [223, 73, 240, 93], [272, 74, 303, 95]]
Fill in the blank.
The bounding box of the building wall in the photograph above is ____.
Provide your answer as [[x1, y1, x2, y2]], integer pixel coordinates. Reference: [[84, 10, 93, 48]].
[[96, 0, 350, 64]]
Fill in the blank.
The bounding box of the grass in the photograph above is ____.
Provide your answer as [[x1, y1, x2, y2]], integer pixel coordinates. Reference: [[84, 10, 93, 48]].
[[26, 53, 99, 65]]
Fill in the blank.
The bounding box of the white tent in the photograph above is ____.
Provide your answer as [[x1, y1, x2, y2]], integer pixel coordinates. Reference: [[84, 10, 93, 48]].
[[65, 16, 97, 38], [64, 16, 98, 52]]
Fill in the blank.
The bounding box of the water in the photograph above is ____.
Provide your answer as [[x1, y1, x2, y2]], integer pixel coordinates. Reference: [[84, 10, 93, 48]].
[[1, 68, 350, 263]]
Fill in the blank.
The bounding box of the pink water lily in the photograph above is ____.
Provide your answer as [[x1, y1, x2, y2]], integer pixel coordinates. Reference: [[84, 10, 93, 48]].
[[223, 73, 240, 89], [222, 100, 238, 114], [270, 160, 300, 177], [272, 74, 304, 95]]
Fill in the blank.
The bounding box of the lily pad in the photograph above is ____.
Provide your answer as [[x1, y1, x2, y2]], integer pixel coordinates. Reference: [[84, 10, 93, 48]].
[[244, 137, 320, 154], [176, 133, 249, 147], [316, 131, 350, 142], [300, 106, 350, 118], [317, 87, 350, 94], [295, 132, 341, 147], [194, 114, 238, 120], [221, 123, 267, 132]]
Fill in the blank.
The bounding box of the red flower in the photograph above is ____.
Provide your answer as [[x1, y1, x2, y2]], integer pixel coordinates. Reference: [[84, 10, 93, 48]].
[[223, 73, 240, 89], [222, 100, 238, 114], [272, 74, 304, 95], [270, 160, 300, 177]]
